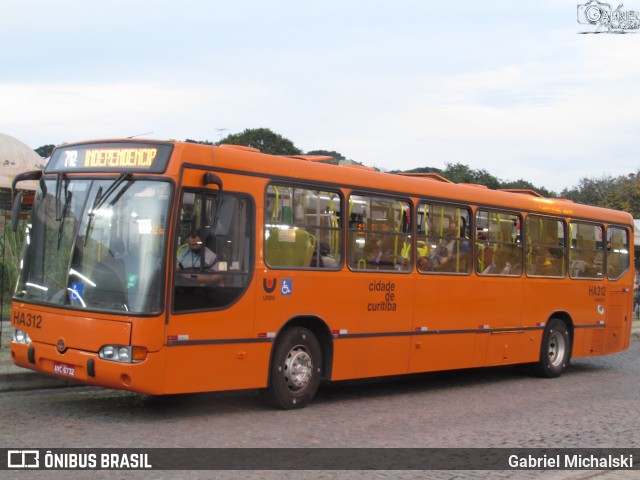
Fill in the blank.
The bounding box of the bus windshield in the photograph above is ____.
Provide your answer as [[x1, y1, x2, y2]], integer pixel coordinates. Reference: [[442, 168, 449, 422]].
[[15, 177, 171, 314]]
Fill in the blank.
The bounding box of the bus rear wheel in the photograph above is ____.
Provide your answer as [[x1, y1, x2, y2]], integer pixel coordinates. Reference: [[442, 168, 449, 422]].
[[266, 327, 322, 409], [532, 318, 570, 378]]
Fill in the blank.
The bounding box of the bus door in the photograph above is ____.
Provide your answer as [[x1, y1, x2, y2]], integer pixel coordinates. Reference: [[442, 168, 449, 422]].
[[410, 203, 492, 373], [473, 210, 525, 366], [604, 226, 633, 352], [165, 168, 258, 393]]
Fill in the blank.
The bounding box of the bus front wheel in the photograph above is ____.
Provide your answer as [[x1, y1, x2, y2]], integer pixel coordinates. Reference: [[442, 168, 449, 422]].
[[532, 318, 570, 378], [266, 327, 322, 409]]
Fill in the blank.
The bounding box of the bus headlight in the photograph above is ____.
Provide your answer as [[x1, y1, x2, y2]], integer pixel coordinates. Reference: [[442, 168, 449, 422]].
[[13, 328, 32, 345], [99, 345, 147, 363]]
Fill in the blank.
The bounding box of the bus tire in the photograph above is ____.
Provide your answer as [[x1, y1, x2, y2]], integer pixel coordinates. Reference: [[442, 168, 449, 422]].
[[266, 327, 322, 409], [532, 318, 570, 378]]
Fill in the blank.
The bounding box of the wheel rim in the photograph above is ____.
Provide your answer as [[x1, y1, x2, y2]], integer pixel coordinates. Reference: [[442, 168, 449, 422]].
[[548, 330, 566, 367], [283, 345, 313, 392]]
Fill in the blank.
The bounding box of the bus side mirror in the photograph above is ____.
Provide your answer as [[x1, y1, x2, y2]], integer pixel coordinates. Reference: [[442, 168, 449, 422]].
[[203, 172, 223, 190], [10, 170, 43, 232], [11, 190, 23, 232]]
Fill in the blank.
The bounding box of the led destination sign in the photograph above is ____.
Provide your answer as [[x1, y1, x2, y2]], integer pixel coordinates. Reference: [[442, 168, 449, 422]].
[[45, 142, 173, 174]]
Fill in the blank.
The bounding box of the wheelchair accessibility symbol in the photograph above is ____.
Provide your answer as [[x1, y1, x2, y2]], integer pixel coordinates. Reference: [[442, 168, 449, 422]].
[[281, 279, 293, 296]]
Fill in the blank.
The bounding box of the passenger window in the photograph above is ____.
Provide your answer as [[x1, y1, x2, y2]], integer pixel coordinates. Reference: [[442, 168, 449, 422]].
[[476, 210, 522, 276], [264, 185, 342, 269], [607, 226, 630, 280], [416, 203, 472, 274], [173, 190, 252, 312], [525, 216, 566, 278], [348, 194, 412, 272], [569, 222, 604, 279]]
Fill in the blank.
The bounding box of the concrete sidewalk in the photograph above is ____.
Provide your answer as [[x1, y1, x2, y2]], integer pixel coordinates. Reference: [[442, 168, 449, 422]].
[[2, 319, 640, 393]]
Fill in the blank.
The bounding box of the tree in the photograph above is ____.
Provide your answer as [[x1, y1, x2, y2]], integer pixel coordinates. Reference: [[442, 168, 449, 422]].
[[443, 163, 500, 189], [610, 174, 640, 217], [34, 144, 55, 158], [500, 179, 557, 198], [217, 128, 302, 155], [561, 175, 617, 207]]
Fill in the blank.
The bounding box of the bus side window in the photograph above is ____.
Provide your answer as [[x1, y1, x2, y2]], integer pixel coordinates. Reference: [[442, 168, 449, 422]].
[[569, 222, 604, 279], [173, 192, 253, 312], [348, 194, 412, 272], [607, 226, 630, 280], [525, 216, 566, 278], [476, 210, 522, 276], [265, 184, 343, 269], [416, 202, 471, 274]]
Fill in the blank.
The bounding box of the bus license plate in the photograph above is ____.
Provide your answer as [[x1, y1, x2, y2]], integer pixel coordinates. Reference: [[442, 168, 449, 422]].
[[53, 361, 76, 377]]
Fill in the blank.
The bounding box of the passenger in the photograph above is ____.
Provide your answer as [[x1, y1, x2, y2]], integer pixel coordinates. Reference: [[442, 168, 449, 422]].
[[426, 225, 468, 272], [320, 242, 339, 268], [534, 248, 559, 276], [482, 248, 512, 275], [430, 242, 451, 271], [363, 239, 384, 269], [572, 251, 599, 278], [177, 232, 217, 271]]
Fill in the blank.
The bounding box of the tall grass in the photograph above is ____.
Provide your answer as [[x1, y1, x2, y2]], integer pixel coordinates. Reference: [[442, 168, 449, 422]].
[[0, 221, 26, 308]]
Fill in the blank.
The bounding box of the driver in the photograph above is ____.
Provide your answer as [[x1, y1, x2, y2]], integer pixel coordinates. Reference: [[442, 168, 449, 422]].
[[177, 233, 217, 271]]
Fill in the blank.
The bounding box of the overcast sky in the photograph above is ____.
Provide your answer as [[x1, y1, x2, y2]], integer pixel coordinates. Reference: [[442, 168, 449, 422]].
[[1, 0, 638, 192]]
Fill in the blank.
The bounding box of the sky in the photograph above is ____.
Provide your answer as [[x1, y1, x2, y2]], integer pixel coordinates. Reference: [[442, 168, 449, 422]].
[[1, 0, 639, 193]]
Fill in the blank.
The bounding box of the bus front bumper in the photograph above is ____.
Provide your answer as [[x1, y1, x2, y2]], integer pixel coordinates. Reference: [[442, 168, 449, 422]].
[[10, 341, 166, 395]]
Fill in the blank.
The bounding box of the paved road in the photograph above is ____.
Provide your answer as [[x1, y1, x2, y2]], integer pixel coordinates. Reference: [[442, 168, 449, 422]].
[[1, 340, 639, 479]]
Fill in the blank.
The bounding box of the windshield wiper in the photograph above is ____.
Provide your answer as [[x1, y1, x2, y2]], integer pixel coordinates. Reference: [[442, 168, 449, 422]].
[[84, 173, 132, 243], [57, 187, 72, 249], [54, 173, 71, 248], [89, 173, 131, 216], [55, 173, 66, 221]]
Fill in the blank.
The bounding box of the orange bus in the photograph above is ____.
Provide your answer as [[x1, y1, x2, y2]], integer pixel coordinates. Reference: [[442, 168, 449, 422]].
[[10, 139, 634, 409]]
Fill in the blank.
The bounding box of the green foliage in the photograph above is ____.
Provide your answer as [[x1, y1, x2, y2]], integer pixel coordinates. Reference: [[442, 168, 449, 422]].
[[396, 163, 553, 197], [0, 225, 25, 300], [500, 179, 557, 198], [562, 173, 640, 217], [611, 175, 640, 217], [217, 128, 302, 155], [442, 163, 500, 189], [34, 144, 55, 157]]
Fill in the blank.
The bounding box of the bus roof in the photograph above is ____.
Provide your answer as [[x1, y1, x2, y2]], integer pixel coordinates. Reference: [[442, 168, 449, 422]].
[[199, 142, 632, 227], [52, 139, 634, 227]]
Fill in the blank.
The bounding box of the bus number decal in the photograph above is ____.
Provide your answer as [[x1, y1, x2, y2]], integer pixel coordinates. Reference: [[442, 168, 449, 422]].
[[12, 311, 43, 329], [588, 286, 606, 298], [64, 150, 78, 167]]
